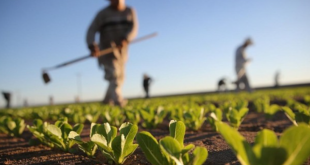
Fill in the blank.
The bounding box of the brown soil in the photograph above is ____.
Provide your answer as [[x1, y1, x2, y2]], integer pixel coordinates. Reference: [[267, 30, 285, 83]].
[[0, 109, 309, 165]]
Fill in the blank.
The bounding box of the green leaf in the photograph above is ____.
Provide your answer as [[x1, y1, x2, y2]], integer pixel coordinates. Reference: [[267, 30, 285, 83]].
[[73, 124, 84, 134], [252, 129, 286, 165], [91, 133, 107, 148], [295, 112, 310, 125], [68, 131, 83, 144], [91, 134, 113, 153], [190, 147, 208, 165], [238, 107, 249, 122], [282, 107, 297, 126], [7, 121, 16, 131], [216, 121, 255, 165], [136, 131, 164, 165], [214, 108, 223, 121], [113, 123, 138, 164], [159, 136, 183, 165], [254, 129, 278, 147], [181, 144, 195, 154], [169, 120, 186, 147], [79, 141, 98, 157], [280, 124, 310, 165], [47, 124, 62, 138], [60, 123, 72, 140], [33, 119, 43, 127]]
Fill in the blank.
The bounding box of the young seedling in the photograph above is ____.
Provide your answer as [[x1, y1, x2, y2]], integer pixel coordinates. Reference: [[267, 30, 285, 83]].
[[28, 117, 84, 152], [102, 107, 126, 127], [254, 97, 281, 118], [215, 121, 310, 165], [90, 122, 138, 164], [139, 106, 167, 128], [282, 106, 310, 126], [27, 119, 54, 147], [137, 120, 208, 165], [225, 107, 248, 129], [183, 107, 207, 131], [68, 131, 98, 157], [207, 108, 223, 131], [0, 116, 25, 137]]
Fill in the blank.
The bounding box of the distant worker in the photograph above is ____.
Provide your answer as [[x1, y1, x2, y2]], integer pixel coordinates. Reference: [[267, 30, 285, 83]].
[[234, 38, 253, 92], [86, 0, 138, 107], [24, 99, 28, 107], [274, 71, 280, 88], [217, 78, 227, 92], [2, 92, 11, 108], [49, 96, 54, 105], [143, 74, 152, 98]]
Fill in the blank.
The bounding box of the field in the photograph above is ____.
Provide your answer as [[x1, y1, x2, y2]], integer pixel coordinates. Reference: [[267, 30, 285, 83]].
[[1, 87, 310, 165]]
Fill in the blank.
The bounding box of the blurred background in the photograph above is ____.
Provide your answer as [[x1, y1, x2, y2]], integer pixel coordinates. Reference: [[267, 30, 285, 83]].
[[0, 0, 309, 107]]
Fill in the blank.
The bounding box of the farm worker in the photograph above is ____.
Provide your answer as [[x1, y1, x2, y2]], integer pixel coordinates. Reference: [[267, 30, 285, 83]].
[[86, 0, 138, 107], [143, 74, 152, 98], [274, 71, 280, 88], [217, 78, 228, 93], [234, 38, 253, 93], [2, 91, 11, 108]]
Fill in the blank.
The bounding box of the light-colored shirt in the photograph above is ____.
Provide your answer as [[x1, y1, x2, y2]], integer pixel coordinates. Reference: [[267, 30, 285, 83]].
[[86, 6, 138, 49], [235, 45, 250, 78]]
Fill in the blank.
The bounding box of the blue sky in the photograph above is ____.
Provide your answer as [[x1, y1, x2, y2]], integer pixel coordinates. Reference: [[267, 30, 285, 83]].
[[0, 0, 309, 107]]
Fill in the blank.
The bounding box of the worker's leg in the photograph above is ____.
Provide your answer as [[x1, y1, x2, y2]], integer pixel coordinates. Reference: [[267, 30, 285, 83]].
[[235, 68, 246, 93], [101, 61, 115, 105], [113, 57, 127, 106], [243, 73, 252, 93], [235, 80, 241, 92]]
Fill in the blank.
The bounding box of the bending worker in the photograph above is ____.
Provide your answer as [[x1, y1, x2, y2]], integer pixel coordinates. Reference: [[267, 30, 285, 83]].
[[143, 74, 152, 98], [234, 38, 253, 93], [86, 0, 138, 107]]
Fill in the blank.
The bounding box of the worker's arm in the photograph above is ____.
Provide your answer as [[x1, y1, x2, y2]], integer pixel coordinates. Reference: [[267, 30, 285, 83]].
[[86, 11, 102, 57], [123, 8, 138, 44]]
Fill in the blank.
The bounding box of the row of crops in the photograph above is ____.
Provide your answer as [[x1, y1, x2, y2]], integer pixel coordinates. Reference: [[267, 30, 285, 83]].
[[0, 87, 310, 165]]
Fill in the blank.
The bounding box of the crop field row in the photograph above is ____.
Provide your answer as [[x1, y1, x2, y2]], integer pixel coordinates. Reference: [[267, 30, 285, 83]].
[[0, 87, 310, 165]]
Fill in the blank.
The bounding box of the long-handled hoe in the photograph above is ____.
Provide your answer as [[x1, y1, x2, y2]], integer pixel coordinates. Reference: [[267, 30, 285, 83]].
[[42, 32, 157, 84]]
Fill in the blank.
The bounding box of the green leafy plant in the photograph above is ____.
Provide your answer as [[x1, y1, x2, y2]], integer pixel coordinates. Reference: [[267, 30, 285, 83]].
[[139, 106, 167, 128], [253, 96, 270, 113], [124, 109, 140, 125], [225, 107, 248, 129], [282, 106, 310, 126], [137, 120, 208, 165], [90, 122, 138, 164], [0, 116, 25, 137], [216, 121, 310, 165], [102, 107, 126, 127], [85, 111, 101, 123], [254, 97, 281, 118], [183, 107, 207, 131], [28, 117, 84, 152], [207, 108, 222, 131], [27, 119, 54, 147], [68, 131, 98, 157]]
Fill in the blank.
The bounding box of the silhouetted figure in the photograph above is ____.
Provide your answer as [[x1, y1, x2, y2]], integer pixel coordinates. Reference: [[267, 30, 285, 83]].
[[75, 96, 80, 103], [143, 74, 152, 98], [234, 38, 253, 93], [2, 92, 11, 108], [274, 71, 280, 88], [24, 99, 28, 107], [49, 96, 54, 105], [217, 78, 227, 92], [86, 0, 138, 107]]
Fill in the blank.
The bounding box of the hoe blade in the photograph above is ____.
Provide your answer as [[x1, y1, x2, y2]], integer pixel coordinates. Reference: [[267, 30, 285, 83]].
[[42, 72, 51, 84]]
